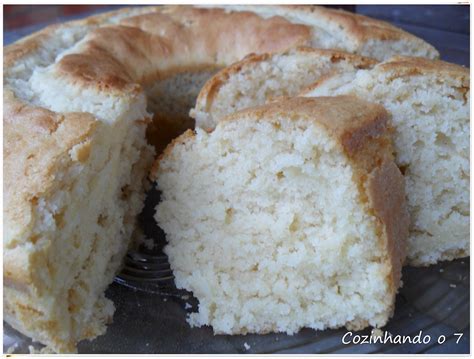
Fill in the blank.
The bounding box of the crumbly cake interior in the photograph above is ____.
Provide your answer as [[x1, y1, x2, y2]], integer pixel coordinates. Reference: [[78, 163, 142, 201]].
[[305, 69, 469, 265], [155, 118, 394, 334]]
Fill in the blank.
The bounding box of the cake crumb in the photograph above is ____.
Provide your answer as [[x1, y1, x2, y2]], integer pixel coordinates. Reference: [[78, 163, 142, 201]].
[[185, 302, 192, 310], [243, 342, 251, 351], [450, 284, 457, 288], [439, 268, 444, 273]]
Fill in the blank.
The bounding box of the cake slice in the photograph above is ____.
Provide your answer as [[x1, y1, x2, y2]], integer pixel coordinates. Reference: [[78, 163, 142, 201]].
[[3, 24, 155, 350], [192, 47, 377, 130], [153, 96, 408, 334], [302, 57, 470, 266]]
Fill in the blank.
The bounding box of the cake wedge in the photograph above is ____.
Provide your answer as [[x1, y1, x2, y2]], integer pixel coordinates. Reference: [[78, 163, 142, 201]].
[[153, 96, 409, 334]]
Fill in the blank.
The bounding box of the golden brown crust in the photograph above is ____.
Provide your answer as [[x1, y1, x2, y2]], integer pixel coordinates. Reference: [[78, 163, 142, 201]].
[[303, 55, 470, 96], [380, 56, 469, 85], [367, 161, 409, 291], [3, 9, 107, 69], [4, 31, 45, 68], [213, 5, 438, 57], [54, 7, 311, 92], [222, 96, 390, 155]]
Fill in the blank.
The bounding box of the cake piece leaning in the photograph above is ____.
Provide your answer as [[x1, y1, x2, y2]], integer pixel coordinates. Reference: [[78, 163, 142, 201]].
[[153, 96, 409, 335], [302, 57, 470, 266]]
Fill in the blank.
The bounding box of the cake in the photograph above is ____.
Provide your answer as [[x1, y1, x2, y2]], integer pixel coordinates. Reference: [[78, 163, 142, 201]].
[[193, 49, 470, 266], [192, 47, 377, 130], [153, 96, 409, 335], [302, 57, 470, 266], [2, 5, 440, 352], [4, 40, 154, 353]]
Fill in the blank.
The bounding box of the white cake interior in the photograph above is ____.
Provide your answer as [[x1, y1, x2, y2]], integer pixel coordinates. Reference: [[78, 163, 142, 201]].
[[155, 117, 394, 334]]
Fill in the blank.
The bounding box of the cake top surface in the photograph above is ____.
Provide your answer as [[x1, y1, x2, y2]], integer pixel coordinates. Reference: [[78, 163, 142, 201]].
[[222, 95, 390, 154], [302, 55, 470, 96], [206, 5, 439, 53], [377, 55, 469, 84], [153, 95, 391, 178]]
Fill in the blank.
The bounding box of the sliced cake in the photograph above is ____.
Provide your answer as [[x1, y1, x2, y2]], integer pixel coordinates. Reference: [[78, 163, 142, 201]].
[[302, 57, 470, 265], [153, 96, 409, 335]]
